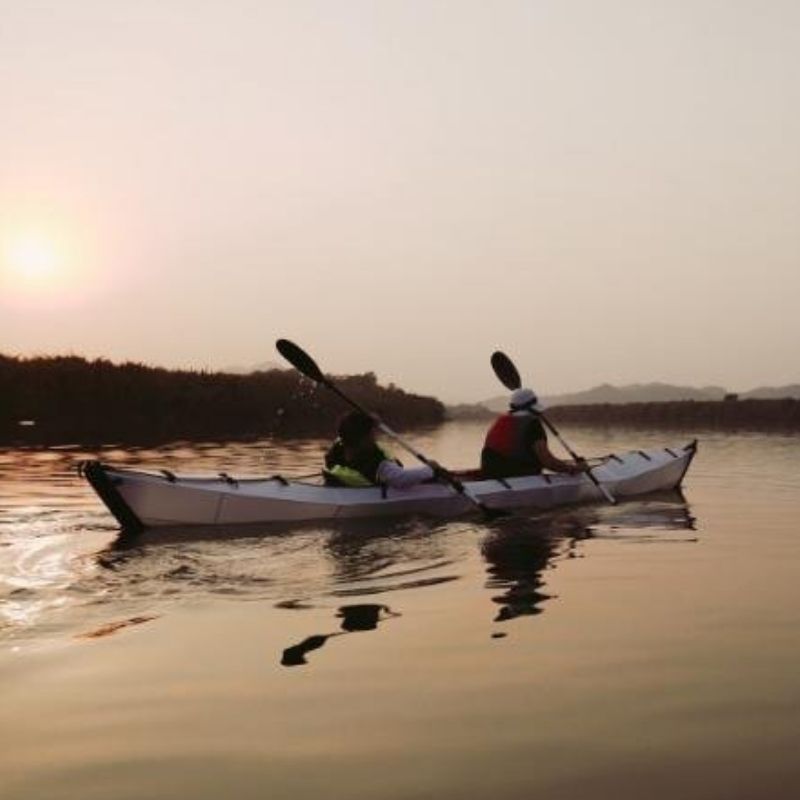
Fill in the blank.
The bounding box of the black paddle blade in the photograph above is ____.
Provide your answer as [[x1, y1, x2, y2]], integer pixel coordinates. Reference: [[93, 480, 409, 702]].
[[275, 339, 326, 383], [491, 351, 522, 391]]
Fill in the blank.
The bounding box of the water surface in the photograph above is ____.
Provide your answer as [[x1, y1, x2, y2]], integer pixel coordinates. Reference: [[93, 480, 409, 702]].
[[2, 423, 799, 799]]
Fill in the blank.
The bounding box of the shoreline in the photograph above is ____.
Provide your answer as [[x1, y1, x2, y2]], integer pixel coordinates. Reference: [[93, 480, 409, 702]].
[[547, 398, 800, 433], [3, 399, 800, 448]]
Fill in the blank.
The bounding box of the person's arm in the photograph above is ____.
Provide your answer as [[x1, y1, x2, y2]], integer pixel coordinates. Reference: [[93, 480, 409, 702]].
[[376, 459, 435, 489], [533, 439, 587, 475]]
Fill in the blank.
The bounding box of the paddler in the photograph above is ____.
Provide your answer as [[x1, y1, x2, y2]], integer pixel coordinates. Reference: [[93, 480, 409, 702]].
[[481, 388, 588, 479], [325, 411, 441, 488]]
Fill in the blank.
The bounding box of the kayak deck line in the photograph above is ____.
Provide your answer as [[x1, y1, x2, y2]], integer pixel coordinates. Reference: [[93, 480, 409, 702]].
[[80, 440, 698, 531]]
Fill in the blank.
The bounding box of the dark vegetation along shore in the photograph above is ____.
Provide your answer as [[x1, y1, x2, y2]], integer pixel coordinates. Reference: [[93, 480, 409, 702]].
[[0, 355, 445, 446], [548, 398, 800, 432], [3, 355, 797, 447]]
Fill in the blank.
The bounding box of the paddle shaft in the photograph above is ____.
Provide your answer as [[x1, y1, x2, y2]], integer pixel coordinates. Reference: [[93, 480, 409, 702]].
[[539, 413, 616, 504]]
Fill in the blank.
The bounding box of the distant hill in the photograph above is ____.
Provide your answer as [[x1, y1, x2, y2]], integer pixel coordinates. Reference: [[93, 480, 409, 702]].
[[483, 382, 800, 411], [546, 383, 727, 406], [742, 385, 800, 400]]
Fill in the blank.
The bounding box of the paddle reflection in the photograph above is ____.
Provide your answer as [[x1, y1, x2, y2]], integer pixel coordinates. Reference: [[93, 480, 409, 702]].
[[281, 603, 400, 667]]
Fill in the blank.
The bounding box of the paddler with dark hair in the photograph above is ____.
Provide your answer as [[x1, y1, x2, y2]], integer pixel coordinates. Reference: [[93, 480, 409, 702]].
[[481, 388, 589, 479], [325, 411, 442, 488]]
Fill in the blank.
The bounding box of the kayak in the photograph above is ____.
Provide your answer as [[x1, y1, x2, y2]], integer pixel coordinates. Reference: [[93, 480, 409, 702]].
[[81, 440, 697, 531]]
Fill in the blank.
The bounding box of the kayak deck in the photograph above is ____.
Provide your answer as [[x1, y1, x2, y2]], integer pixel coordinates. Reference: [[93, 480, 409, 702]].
[[82, 441, 697, 531]]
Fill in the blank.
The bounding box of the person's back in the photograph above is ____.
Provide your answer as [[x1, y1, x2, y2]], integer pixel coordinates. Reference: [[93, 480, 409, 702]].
[[481, 392, 547, 478], [481, 388, 585, 479]]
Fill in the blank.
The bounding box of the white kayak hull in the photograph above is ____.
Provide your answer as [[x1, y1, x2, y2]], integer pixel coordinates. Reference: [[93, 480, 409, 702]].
[[82, 441, 697, 531]]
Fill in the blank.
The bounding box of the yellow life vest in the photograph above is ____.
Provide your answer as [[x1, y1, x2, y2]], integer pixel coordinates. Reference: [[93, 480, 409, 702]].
[[324, 440, 394, 487]]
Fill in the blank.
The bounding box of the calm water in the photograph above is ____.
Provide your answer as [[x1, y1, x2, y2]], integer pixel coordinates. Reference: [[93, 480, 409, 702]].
[[2, 422, 799, 799]]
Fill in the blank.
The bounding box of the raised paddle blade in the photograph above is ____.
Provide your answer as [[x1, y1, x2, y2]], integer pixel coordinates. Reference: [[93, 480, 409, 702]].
[[275, 339, 326, 383], [491, 351, 522, 391]]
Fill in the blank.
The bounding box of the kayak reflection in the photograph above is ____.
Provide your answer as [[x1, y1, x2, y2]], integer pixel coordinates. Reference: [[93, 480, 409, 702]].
[[483, 495, 696, 625], [281, 603, 400, 667], [91, 494, 695, 660]]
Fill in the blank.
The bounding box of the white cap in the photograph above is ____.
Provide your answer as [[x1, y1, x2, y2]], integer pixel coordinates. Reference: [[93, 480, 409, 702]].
[[509, 387, 543, 412]]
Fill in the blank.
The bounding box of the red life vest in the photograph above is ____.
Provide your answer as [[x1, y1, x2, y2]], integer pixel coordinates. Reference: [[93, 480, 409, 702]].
[[483, 413, 538, 460]]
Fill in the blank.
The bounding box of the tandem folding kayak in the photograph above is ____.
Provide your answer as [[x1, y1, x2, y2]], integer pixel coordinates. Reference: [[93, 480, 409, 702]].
[[80, 441, 697, 532]]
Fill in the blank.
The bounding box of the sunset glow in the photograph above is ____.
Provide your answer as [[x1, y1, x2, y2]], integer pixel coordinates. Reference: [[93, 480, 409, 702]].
[[1, 1, 799, 397], [0, 223, 95, 305], [5, 234, 60, 284]]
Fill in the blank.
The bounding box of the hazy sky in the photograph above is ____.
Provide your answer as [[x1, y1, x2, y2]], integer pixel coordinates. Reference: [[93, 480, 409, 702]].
[[1, 1, 798, 401]]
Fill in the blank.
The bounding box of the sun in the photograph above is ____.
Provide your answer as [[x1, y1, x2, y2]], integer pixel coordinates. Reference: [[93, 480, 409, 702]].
[[6, 234, 61, 284], [1, 228, 79, 302], [0, 212, 101, 306]]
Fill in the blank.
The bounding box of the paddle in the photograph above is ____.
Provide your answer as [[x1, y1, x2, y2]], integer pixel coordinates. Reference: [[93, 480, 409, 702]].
[[276, 339, 506, 520], [490, 351, 616, 504]]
